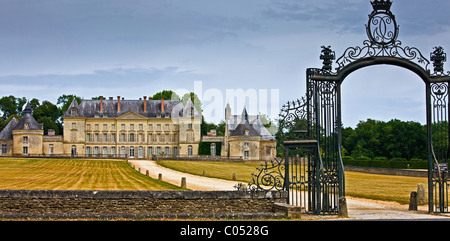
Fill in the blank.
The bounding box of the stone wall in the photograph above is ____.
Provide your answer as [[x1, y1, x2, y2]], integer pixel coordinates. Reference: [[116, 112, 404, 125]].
[[0, 190, 287, 219]]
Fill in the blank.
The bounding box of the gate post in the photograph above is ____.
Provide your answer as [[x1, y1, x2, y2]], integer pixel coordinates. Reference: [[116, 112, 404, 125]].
[[426, 82, 433, 213]]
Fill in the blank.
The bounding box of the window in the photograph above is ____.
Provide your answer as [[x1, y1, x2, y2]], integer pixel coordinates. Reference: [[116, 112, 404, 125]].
[[188, 145, 193, 156], [157, 124, 161, 131], [103, 133, 107, 142], [165, 124, 169, 131], [120, 146, 126, 157], [244, 142, 249, 147], [103, 124, 107, 131], [138, 147, 144, 158], [129, 146, 134, 158], [139, 124, 143, 130], [94, 147, 99, 155], [71, 145, 77, 155], [188, 123, 193, 129], [152, 134, 157, 143], [1, 144, 7, 154], [165, 147, 170, 155], [173, 147, 178, 156], [94, 133, 99, 142], [160, 134, 165, 143], [244, 151, 249, 158], [157, 146, 161, 155], [23, 136, 28, 144], [111, 124, 115, 130], [23, 146, 28, 155], [72, 123, 76, 129], [87, 124, 91, 131], [103, 147, 107, 156], [86, 134, 91, 142], [49, 144, 54, 155], [129, 133, 135, 142], [121, 124, 125, 130], [148, 124, 153, 131], [211, 144, 216, 156], [95, 124, 99, 131], [148, 147, 153, 157], [173, 124, 178, 131], [187, 133, 194, 142], [130, 124, 134, 130], [86, 147, 91, 155], [111, 133, 116, 142], [120, 133, 125, 142], [111, 147, 116, 155]]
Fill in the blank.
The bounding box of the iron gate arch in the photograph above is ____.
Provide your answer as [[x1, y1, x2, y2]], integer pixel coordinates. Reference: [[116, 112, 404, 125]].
[[250, 0, 450, 215]]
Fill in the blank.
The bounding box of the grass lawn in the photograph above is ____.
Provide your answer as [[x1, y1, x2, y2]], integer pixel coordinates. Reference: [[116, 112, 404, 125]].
[[158, 160, 428, 204], [0, 158, 183, 190], [345, 171, 427, 204], [157, 160, 261, 182]]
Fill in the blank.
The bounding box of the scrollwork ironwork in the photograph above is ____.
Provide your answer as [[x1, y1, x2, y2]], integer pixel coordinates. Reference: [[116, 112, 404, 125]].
[[334, 0, 431, 73], [248, 157, 285, 192]]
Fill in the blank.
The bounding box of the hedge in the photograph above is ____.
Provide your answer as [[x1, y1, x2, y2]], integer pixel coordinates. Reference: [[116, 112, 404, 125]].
[[342, 156, 428, 169]]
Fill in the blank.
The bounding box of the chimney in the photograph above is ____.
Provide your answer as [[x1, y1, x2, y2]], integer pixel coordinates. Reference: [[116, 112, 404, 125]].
[[143, 96, 147, 112], [117, 96, 121, 113], [100, 96, 103, 113], [161, 96, 164, 113], [149, 96, 153, 100]]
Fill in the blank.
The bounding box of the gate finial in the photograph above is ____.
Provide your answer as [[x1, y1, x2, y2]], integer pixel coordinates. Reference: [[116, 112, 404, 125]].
[[320, 46, 335, 72], [431, 46, 447, 75]]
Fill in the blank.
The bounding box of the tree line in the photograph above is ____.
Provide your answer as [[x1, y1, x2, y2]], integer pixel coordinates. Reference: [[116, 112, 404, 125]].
[[342, 119, 427, 160]]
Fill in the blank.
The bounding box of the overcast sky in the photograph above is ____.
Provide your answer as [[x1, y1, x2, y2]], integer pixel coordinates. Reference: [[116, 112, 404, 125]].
[[0, 0, 449, 126]]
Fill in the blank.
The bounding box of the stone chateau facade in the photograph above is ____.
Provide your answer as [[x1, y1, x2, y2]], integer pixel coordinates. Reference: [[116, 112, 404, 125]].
[[0, 96, 201, 158], [0, 96, 277, 161]]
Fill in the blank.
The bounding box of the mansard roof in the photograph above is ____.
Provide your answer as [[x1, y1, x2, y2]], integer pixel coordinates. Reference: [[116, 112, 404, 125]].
[[63, 98, 201, 118]]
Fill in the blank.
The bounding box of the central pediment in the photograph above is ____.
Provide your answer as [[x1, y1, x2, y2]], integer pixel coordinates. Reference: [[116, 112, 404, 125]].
[[116, 111, 148, 120]]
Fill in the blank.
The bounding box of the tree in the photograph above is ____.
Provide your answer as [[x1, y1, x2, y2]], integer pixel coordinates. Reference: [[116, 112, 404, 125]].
[[0, 95, 26, 120], [152, 90, 180, 101], [181, 92, 202, 113], [57, 94, 82, 113]]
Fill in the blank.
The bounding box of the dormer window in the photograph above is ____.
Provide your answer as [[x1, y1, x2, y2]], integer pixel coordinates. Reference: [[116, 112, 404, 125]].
[[24, 124, 29, 130], [70, 108, 77, 116], [245, 130, 249, 136]]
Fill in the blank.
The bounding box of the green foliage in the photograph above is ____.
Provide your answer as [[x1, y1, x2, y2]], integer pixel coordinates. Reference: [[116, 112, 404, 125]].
[[342, 156, 428, 169], [181, 92, 202, 112], [152, 90, 180, 101], [57, 94, 82, 113], [198, 142, 222, 155], [342, 118, 427, 160]]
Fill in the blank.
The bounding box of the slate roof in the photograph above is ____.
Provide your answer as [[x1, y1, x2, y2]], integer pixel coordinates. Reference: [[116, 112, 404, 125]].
[[230, 107, 275, 140], [64, 97, 201, 118], [13, 102, 43, 131], [0, 103, 43, 140], [0, 117, 19, 139]]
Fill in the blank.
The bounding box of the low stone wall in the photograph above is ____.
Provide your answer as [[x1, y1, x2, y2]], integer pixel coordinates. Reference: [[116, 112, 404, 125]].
[[0, 190, 287, 219]]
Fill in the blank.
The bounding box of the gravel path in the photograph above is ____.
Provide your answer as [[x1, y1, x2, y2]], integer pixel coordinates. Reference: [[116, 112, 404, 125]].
[[129, 160, 450, 220]]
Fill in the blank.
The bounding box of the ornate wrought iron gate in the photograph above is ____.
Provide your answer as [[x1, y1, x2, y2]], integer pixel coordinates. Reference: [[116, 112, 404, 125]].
[[250, 0, 450, 215]]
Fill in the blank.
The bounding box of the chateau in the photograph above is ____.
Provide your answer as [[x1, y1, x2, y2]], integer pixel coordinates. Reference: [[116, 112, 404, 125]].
[[0, 96, 202, 158], [202, 103, 277, 161], [0, 96, 276, 161]]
